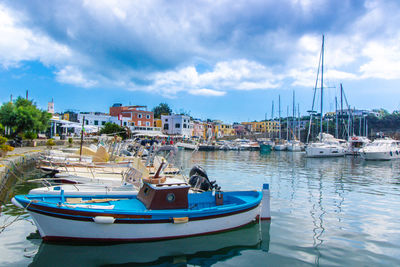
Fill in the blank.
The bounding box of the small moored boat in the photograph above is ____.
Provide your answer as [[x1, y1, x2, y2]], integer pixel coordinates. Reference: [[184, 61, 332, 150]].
[[12, 182, 270, 242]]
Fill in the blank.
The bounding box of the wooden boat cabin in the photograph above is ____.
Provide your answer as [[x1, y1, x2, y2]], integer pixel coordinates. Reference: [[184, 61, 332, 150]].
[[137, 182, 190, 210]]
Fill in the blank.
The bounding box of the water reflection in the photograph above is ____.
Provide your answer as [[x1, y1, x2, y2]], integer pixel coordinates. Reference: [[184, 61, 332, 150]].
[[30, 222, 270, 266], [3, 150, 400, 266]]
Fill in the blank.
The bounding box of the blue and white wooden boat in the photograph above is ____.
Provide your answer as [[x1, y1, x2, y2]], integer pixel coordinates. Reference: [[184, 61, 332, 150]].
[[12, 183, 270, 242]]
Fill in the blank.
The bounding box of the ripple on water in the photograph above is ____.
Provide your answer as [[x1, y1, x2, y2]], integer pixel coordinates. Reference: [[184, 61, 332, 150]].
[[1, 150, 400, 266]]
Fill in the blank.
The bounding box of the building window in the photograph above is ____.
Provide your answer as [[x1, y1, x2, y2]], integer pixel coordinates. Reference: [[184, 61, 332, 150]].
[[165, 119, 168, 122], [138, 121, 141, 126], [85, 120, 89, 125], [183, 124, 187, 128], [94, 120, 98, 125], [146, 121, 150, 126], [146, 114, 150, 119], [175, 123, 181, 128], [131, 122, 135, 126], [138, 114, 142, 119], [124, 122, 127, 126], [101, 121, 106, 125], [164, 124, 169, 130]]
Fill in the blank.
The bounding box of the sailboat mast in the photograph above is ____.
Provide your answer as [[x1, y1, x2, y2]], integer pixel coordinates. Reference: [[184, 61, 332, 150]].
[[271, 100, 274, 139], [286, 106, 289, 140], [293, 91, 295, 140], [279, 95, 281, 140], [320, 34, 324, 136], [298, 103, 300, 141], [335, 96, 338, 138]]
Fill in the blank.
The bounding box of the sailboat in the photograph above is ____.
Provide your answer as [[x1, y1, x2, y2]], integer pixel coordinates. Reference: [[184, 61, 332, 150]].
[[305, 35, 346, 158], [274, 95, 288, 151], [287, 91, 303, 152], [260, 101, 275, 153]]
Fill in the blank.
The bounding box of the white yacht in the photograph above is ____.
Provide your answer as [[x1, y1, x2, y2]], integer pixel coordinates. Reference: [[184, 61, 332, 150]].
[[360, 138, 400, 160], [306, 133, 346, 158], [346, 136, 370, 155], [274, 140, 288, 151], [176, 141, 198, 150], [287, 140, 304, 152]]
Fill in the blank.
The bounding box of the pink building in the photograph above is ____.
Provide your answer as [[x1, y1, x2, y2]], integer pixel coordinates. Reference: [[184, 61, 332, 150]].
[[192, 121, 205, 138], [233, 124, 246, 135]]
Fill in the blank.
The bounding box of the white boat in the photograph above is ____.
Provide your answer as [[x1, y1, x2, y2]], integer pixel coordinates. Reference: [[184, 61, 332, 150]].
[[176, 141, 198, 150], [287, 140, 304, 152], [360, 138, 400, 160], [31, 221, 269, 266], [306, 133, 346, 158], [12, 183, 271, 242], [346, 136, 370, 155], [274, 143, 287, 151]]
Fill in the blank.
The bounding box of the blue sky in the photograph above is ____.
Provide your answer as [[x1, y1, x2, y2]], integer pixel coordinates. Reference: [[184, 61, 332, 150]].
[[1, 0, 400, 123]]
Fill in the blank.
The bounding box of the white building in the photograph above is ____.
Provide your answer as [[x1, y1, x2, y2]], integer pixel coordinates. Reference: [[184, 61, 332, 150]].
[[77, 112, 163, 136], [161, 114, 193, 138], [77, 112, 131, 130]]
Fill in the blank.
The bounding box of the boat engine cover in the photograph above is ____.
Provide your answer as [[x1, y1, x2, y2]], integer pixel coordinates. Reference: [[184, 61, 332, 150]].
[[189, 165, 208, 179], [189, 175, 212, 191]]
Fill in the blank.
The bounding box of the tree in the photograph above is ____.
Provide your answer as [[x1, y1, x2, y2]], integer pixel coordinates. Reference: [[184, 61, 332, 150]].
[[152, 103, 172, 119], [99, 122, 128, 139], [0, 97, 51, 136]]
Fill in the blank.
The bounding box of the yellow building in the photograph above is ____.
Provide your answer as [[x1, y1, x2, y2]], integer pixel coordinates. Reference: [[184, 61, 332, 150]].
[[220, 124, 235, 136], [153, 119, 162, 128], [241, 122, 256, 132], [241, 121, 280, 133]]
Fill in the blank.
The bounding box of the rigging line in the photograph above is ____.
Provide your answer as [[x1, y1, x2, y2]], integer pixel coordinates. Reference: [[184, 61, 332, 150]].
[[307, 39, 323, 143]]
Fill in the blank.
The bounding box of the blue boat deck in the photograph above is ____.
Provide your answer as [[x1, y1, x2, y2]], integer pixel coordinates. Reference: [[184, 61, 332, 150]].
[[16, 190, 262, 218]]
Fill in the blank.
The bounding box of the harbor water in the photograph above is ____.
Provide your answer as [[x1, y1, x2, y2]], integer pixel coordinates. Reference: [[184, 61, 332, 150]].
[[1, 150, 400, 266]]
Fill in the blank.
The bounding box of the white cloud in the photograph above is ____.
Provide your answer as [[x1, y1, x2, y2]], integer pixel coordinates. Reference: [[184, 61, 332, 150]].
[[55, 66, 98, 88], [189, 89, 226, 96], [141, 59, 281, 96], [0, 4, 71, 68], [359, 41, 400, 79], [2, 0, 400, 99]]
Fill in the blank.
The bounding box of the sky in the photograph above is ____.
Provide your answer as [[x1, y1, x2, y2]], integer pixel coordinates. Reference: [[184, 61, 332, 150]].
[[1, 0, 400, 123]]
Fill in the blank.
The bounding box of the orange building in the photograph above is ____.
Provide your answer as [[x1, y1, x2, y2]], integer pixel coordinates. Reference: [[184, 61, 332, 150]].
[[109, 104, 154, 127]]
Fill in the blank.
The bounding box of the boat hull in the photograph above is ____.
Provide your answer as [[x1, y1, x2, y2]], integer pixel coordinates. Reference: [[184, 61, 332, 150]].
[[274, 144, 287, 151], [27, 204, 260, 242], [260, 144, 272, 153], [305, 146, 345, 157], [287, 145, 302, 152], [360, 151, 400, 161]]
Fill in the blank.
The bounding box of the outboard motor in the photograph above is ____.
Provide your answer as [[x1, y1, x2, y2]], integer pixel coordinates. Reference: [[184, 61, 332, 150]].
[[189, 165, 208, 179], [189, 175, 213, 191], [188, 165, 218, 192]]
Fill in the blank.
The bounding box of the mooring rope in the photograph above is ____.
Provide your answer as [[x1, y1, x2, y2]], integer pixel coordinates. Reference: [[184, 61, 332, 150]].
[[0, 200, 34, 235]]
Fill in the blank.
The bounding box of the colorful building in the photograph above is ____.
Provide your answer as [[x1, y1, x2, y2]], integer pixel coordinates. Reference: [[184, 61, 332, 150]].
[[161, 114, 193, 138], [241, 121, 280, 133], [153, 119, 162, 128], [192, 120, 205, 139], [109, 103, 154, 127]]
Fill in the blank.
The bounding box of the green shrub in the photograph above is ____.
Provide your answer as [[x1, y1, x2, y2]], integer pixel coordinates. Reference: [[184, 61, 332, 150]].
[[0, 136, 7, 145], [24, 131, 37, 140], [46, 138, 55, 147]]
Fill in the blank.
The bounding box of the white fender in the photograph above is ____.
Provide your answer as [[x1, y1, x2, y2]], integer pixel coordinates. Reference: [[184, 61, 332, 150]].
[[11, 197, 24, 209], [93, 216, 115, 224], [261, 184, 271, 220]]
